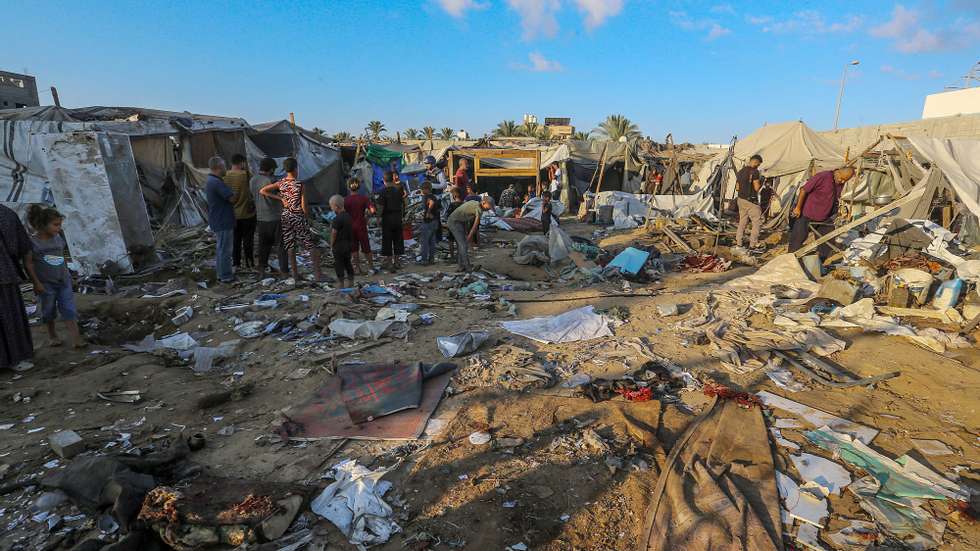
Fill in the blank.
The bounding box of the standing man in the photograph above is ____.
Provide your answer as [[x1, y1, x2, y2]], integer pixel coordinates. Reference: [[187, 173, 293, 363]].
[[788, 166, 856, 260], [205, 156, 236, 283], [250, 157, 288, 278], [226, 154, 256, 270], [376, 171, 404, 272], [454, 158, 473, 197], [735, 154, 764, 252], [446, 196, 494, 273]]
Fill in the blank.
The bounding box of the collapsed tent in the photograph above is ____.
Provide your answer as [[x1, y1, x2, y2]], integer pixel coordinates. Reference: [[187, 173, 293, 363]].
[[0, 106, 342, 274], [695, 121, 845, 220]]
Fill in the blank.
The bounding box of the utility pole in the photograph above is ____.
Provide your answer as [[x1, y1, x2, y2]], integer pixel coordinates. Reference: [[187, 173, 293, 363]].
[[833, 60, 860, 130], [50, 86, 61, 108]]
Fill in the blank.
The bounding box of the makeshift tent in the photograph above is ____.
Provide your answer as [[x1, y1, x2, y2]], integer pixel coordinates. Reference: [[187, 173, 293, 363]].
[[0, 105, 342, 274], [695, 121, 845, 221]]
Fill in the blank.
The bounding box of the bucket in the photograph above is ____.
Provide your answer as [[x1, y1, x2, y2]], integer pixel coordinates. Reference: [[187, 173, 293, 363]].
[[801, 254, 822, 281], [403, 225, 414, 240]]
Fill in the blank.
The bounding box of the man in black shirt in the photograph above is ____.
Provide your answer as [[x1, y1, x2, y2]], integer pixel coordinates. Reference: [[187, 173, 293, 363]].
[[735, 154, 764, 251], [376, 171, 404, 272], [329, 195, 355, 287]]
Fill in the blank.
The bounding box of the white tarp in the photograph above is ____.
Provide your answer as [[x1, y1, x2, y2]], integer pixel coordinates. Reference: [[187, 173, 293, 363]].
[[907, 136, 980, 219], [311, 459, 400, 547], [500, 305, 612, 343], [38, 132, 145, 273], [725, 253, 820, 295]]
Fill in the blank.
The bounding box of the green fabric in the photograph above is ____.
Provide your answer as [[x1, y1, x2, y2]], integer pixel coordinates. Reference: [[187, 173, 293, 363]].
[[365, 144, 404, 167], [804, 428, 950, 501]]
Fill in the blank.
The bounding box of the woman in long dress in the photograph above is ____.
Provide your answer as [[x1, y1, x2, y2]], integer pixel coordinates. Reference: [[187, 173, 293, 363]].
[[259, 157, 324, 282], [0, 204, 34, 370]]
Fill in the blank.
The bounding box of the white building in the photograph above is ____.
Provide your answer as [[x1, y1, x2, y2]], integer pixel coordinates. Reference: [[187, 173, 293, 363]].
[[922, 87, 980, 119]]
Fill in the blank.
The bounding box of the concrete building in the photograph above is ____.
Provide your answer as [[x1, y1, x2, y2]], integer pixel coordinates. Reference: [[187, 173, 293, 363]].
[[544, 117, 574, 140], [922, 87, 980, 119], [0, 71, 40, 109]]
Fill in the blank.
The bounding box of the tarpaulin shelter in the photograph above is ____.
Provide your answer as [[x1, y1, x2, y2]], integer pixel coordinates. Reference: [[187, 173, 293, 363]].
[[0, 105, 342, 274], [695, 121, 845, 221]]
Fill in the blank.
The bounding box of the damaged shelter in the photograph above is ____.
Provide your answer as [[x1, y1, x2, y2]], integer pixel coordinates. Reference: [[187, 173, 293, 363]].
[[0, 106, 342, 275]]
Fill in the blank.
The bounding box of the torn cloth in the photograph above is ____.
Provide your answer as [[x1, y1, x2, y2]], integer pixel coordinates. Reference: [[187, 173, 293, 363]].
[[639, 398, 783, 550]]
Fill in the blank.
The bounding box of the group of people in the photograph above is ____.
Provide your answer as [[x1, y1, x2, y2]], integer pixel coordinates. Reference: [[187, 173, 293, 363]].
[[734, 154, 856, 261], [206, 155, 325, 284]]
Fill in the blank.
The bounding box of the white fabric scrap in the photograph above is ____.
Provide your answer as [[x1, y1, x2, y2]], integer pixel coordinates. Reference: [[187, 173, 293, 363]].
[[500, 305, 613, 344], [790, 453, 852, 498], [311, 459, 400, 547]]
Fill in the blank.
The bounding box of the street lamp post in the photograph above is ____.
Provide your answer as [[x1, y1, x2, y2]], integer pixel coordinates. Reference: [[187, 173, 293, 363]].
[[833, 60, 860, 130]]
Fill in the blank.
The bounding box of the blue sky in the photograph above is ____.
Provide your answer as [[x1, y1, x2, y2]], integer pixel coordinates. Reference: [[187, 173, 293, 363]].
[[4, 0, 978, 142]]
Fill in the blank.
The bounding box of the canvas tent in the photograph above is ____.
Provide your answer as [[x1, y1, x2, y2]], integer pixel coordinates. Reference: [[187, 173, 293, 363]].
[[695, 121, 845, 220], [0, 106, 342, 274]]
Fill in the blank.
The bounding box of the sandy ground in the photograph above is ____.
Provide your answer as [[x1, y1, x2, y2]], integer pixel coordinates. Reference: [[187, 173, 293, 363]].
[[1, 219, 978, 550]]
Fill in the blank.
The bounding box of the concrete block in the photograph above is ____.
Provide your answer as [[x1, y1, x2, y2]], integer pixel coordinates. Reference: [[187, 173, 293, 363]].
[[49, 430, 84, 459]]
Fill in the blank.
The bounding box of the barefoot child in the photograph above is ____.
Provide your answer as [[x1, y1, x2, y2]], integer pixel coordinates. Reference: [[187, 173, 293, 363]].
[[329, 195, 355, 288], [25, 205, 83, 348]]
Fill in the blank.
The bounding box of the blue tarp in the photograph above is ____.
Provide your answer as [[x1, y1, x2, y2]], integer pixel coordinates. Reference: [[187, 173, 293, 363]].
[[607, 247, 650, 275]]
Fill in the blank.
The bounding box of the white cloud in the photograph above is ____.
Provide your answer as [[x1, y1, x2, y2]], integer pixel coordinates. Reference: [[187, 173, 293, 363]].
[[710, 4, 735, 15], [670, 10, 731, 40], [516, 51, 564, 72], [507, 0, 562, 40], [880, 64, 921, 80], [707, 23, 731, 40], [748, 10, 862, 35], [871, 5, 980, 53], [573, 0, 625, 30], [436, 0, 488, 18]]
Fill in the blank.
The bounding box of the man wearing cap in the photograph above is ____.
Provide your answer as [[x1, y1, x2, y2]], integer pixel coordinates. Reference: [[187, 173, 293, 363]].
[[788, 166, 856, 260]]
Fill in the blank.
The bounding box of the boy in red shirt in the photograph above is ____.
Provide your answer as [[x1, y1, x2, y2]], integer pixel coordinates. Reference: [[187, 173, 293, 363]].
[[343, 178, 376, 274]]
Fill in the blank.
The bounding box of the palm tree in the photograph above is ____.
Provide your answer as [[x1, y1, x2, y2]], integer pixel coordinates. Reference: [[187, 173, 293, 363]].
[[422, 126, 435, 141], [593, 114, 641, 141], [493, 120, 520, 138], [333, 131, 353, 143], [365, 121, 386, 141], [535, 126, 552, 140], [572, 130, 592, 141], [404, 128, 420, 140], [517, 121, 542, 137], [438, 127, 455, 140]]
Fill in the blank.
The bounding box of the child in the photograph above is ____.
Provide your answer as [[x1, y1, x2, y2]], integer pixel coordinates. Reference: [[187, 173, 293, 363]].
[[343, 178, 376, 275], [540, 190, 557, 236], [329, 195, 355, 288], [25, 205, 83, 348], [419, 182, 440, 265]]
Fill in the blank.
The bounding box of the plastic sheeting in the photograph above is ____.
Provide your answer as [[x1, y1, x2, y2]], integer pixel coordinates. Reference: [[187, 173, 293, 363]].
[[908, 136, 980, 219], [311, 459, 400, 547], [725, 253, 821, 295], [329, 319, 410, 340], [500, 305, 612, 344]]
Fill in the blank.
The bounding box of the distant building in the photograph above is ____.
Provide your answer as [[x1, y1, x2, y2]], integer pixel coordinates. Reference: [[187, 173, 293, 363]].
[[922, 87, 980, 119], [0, 71, 40, 109], [457, 129, 470, 140], [544, 117, 574, 140]]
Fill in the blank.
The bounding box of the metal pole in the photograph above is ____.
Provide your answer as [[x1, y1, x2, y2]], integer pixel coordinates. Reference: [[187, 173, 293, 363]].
[[833, 61, 859, 130], [50, 86, 61, 108]]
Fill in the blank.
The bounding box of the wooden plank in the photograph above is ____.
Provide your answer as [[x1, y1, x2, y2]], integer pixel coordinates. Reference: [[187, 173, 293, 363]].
[[663, 227, 695, 254], [793, 183, 926, 258]]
